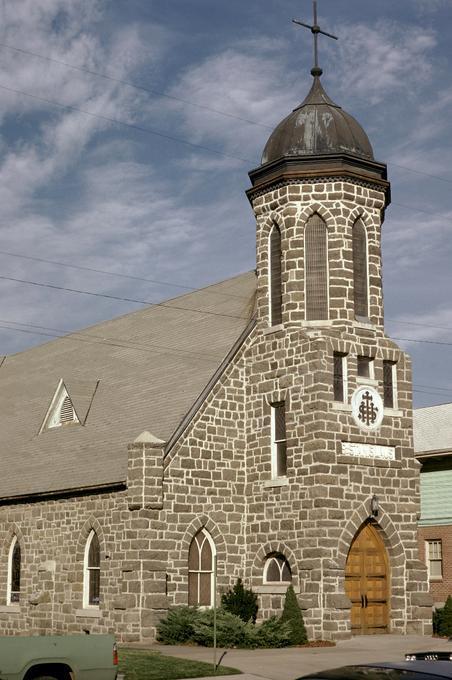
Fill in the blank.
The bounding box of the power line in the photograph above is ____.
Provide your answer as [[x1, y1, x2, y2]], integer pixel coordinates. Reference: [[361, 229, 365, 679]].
[[0, 57, 450, 188], [387, 318, 452, 332], [2, 318, 452, 399], [0, 41, 273, 130], [413, 389, 452, 399], [0, 249, 249, 300], [391, 202, 452, 218], [0, 82, 252, 165], [3, 313, 452, 397], [0, 273, 249, 321], [389, 161, 452, 185], [3, 268, 452, 339], [414, 383, 452, 393], [0, 320, 221, 363], [393, 336, 452, 348]]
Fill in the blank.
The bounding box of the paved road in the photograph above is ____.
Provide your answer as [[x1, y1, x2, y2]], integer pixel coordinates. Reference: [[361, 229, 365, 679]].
[[153, 635, 452, 680]]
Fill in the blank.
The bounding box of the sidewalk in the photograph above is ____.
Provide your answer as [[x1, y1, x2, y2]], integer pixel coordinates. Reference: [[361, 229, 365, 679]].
[[166, 634, 452, 680]]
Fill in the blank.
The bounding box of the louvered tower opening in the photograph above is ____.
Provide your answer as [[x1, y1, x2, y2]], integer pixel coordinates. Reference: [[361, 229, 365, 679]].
[[305, 214, 328, 320], [269, 224, 282, 325], [353, 218, 369, 318]]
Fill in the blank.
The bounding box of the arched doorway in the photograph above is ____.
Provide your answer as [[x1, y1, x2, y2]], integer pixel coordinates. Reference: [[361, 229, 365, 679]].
[[344, 522, 389, 634]]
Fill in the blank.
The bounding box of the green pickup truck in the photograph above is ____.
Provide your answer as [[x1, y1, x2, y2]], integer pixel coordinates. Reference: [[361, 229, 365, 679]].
[[0, 635, 119, 679]]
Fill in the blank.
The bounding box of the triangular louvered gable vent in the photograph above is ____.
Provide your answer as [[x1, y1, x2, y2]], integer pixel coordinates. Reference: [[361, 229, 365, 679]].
[[60, 395, 75, 423], [39, 380, 80, 433]]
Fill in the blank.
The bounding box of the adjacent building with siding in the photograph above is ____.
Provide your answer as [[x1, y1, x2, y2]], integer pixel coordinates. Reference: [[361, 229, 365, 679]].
[[415, 405, 452, 606]]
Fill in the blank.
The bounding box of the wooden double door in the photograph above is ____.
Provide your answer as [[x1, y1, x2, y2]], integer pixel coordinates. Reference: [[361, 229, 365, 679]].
[[344, 523, 389, 634]]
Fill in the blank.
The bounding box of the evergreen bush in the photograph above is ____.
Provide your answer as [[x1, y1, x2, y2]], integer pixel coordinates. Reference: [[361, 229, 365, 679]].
[[437, 596, 452, 637], [280, 585, 308, 645], [433, 606, 443, 636], [156, 606, 199, 644], [191, 608, 251, 648], [156, 598, 295, 649], [221, 578, 258, 623], [251, 616, 292, 648]]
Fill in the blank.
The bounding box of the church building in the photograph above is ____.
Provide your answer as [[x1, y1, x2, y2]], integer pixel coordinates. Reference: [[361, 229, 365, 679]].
[[0, 25, 433, 640]]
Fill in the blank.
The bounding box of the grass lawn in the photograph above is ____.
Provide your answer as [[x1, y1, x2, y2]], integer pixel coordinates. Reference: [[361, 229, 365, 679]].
[[118, 647, 242, 679]]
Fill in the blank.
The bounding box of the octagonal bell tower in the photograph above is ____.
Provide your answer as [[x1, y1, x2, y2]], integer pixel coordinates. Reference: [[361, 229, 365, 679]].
[[249, 72, 390, 332], [243, 6, 431, 640]]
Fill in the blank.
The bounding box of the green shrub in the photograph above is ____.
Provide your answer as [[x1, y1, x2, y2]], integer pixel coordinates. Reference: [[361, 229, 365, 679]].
[[191, 608, 251, 648], [436, 596, 452, 637], [156, 606, 199, 644], [433, 606, 443, 636], [156, 602, 294, 649], [281, 585, 308, 645], [221, 578, 258, 623], [251, 616, 292, 648]]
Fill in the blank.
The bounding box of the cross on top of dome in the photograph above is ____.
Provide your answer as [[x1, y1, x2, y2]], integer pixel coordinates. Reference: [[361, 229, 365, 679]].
[[292, 0, 338, 77]]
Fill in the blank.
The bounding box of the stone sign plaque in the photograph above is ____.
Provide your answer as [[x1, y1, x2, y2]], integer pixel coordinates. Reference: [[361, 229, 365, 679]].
[[341, 442, 395, 461]]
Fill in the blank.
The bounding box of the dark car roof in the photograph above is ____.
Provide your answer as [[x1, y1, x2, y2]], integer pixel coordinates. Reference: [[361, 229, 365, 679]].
[[296, 662, 452, 680]]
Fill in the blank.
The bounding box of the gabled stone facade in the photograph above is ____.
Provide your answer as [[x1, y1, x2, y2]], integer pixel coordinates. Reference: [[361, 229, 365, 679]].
[[0, 69, 433, 641]]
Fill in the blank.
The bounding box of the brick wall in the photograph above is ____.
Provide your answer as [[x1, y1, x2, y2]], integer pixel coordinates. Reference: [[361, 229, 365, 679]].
[[418, 525, 452, 606]]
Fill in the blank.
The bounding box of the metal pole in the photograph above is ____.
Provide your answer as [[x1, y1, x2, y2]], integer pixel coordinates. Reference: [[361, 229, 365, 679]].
[[213, 554, 217, 674]]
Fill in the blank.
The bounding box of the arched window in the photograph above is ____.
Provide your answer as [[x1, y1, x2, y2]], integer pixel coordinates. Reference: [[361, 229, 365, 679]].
[[263, 554, 292, 584], [305, 214, 328, 320], [268, 224, 282, 326], [7, 536, 21, 604], [353, 218, 368, 318], [83, 530, 100, 608], [188, 528, 216, 606]]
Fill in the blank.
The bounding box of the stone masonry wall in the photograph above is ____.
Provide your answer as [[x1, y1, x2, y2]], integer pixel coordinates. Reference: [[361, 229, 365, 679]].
[[0, 490, 167, 642], [163, 345, 248, 605], [0, 176, 432, 642], [242, 178, 431, 639]]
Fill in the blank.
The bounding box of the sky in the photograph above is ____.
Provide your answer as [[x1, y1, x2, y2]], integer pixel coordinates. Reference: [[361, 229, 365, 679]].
[[0, 0, 451, 409]]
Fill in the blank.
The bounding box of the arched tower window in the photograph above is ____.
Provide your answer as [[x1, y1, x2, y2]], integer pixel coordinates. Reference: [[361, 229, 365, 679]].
[[353, 218, 369, 318], [263, 553, 292, 584], [188, 528, 216, 606], [7, 535, 21, 604], [305, 214, 328, 320], [268, 224, 282, 326], [83, 530, 100, 608]]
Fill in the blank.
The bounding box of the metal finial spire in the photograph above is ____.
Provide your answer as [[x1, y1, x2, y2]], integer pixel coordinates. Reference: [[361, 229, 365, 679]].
[[292, 1, 338, 77]]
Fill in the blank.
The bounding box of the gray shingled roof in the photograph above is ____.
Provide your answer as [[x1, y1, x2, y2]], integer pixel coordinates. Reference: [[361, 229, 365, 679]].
[[0, 271, 256, 500], [414, 403, 452, 454]]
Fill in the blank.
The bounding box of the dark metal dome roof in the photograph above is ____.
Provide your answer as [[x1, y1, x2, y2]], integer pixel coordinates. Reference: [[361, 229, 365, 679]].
[[261, 76, 374, 165]]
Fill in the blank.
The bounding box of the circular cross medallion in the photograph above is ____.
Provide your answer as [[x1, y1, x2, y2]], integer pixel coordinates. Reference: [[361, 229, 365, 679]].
[[351, 386, 384, 431]]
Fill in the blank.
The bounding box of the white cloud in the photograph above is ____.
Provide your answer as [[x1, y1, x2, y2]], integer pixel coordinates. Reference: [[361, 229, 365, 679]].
[[387, 308, 452, 343], [162, 45, 295, 161], [414, 0, 449, 15], [332, 20, 436, 105]]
